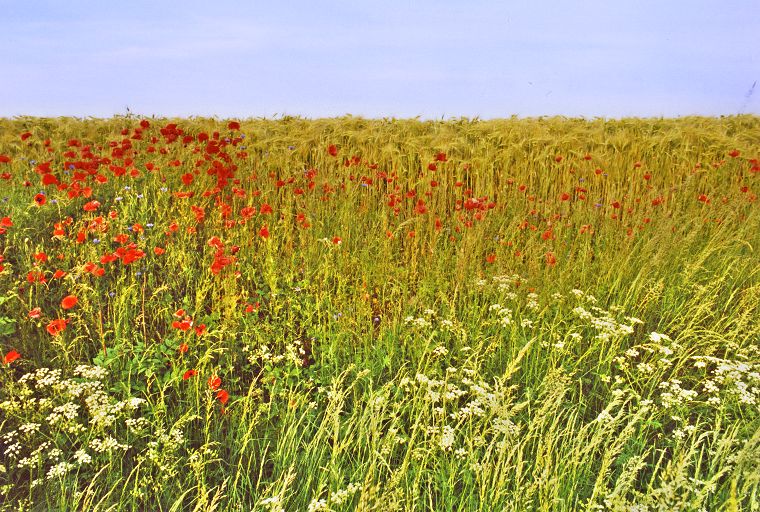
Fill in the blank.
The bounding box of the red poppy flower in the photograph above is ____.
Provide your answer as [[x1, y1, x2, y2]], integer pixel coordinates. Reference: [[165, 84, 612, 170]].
[[485, 253, 496, 263], [729, 149, 740, 158], [328, 144, 338, 157], [61, 295, 78, 310], [100, 254, 119, 265], [2, 350, 20, 365], [427, 163, 437, 171], [34, 193, 46, 206], [554, 156, 563, 163], [178, 342, 189, 354], [46, 318, 68, 336], [154, 247, 166, 255], [42, 174, 59, 185], [0, 155, 10, 164], [435, 152, 447, 162], [27, 271, 46, 283], [28, 307, 42, 319], [120, 248, 146, 265], [259, 226, 269, 239], [83, 200, 101, 212], [172, 319, 192, 331], [194, 324, 206, 336], [207, 236, 224, 249], [560, 192, 570, 201], [545, 252, 557, 267], [332, 236, 342, 245], [182, 369, 197, 380], [208, 375, 222, 391], [228, 121, 241, 130], [216, 389, 229, 405]]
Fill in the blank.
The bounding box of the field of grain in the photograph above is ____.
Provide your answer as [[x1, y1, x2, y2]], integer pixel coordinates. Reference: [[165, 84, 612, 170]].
[[0, 116, 758, 511]]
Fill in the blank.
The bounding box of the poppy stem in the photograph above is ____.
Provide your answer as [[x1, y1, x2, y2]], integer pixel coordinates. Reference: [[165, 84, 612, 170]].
[[98, 311, 107, 356]]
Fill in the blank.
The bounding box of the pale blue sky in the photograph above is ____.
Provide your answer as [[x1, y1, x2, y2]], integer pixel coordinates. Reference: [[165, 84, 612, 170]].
[[1, 1, 758, 118]]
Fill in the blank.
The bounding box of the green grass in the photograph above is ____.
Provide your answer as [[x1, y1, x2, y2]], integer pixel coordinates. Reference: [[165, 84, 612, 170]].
[[0, 115, 758, 511]]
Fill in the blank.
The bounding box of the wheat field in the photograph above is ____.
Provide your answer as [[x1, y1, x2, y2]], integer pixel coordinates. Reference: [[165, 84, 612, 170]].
[[0, 116, 758, 511]]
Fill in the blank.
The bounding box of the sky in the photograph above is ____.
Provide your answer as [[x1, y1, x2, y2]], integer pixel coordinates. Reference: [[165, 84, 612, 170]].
[[0, 0, 758, 119]]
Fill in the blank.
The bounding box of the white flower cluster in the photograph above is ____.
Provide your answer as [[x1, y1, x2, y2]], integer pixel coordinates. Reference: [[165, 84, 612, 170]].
[[404, 315, 432, 329], [439, 425, 456, 451], [260, 495, 285, 512], [19, 367, 63, 388], [596, 410, 614, 423], [73, 364, 109, 380], [648, 332, 671, 343], [411, 365, 515, 458], [1, 364, 146, 486], [18, 422, 41, 434], [526, 292, 540, 311], [89, 436, 130, 453], [125, 417, 151, 433], [440, 319, 455, 330], [492, 417, 520, 436], [46, 461, 75, 480], [491, 273, 524, 291], [73, 449, 92, 465], [432, 345, 449, 357], [692, 356, 760, 406], [47, 402, 81, 426], [572, 305, 636, 342], [489, 303, 513, 326], [658, 379, 698, 408], [307, 498, 328, 512], [328, 482, 362, 506]]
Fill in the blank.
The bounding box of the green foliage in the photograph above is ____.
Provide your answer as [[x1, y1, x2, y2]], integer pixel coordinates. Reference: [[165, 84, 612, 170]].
[[0, 294, 16, 337]]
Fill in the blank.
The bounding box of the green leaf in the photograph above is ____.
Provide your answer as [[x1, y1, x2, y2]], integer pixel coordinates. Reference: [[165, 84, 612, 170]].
[[0, 317, 17, 336]]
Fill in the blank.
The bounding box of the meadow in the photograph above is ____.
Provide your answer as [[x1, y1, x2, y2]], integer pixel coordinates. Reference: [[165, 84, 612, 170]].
[[0, 115, 758, 511]]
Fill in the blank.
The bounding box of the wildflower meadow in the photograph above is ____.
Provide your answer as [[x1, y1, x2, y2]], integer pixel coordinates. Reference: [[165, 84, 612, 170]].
[[0, 115, 758, 511]]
